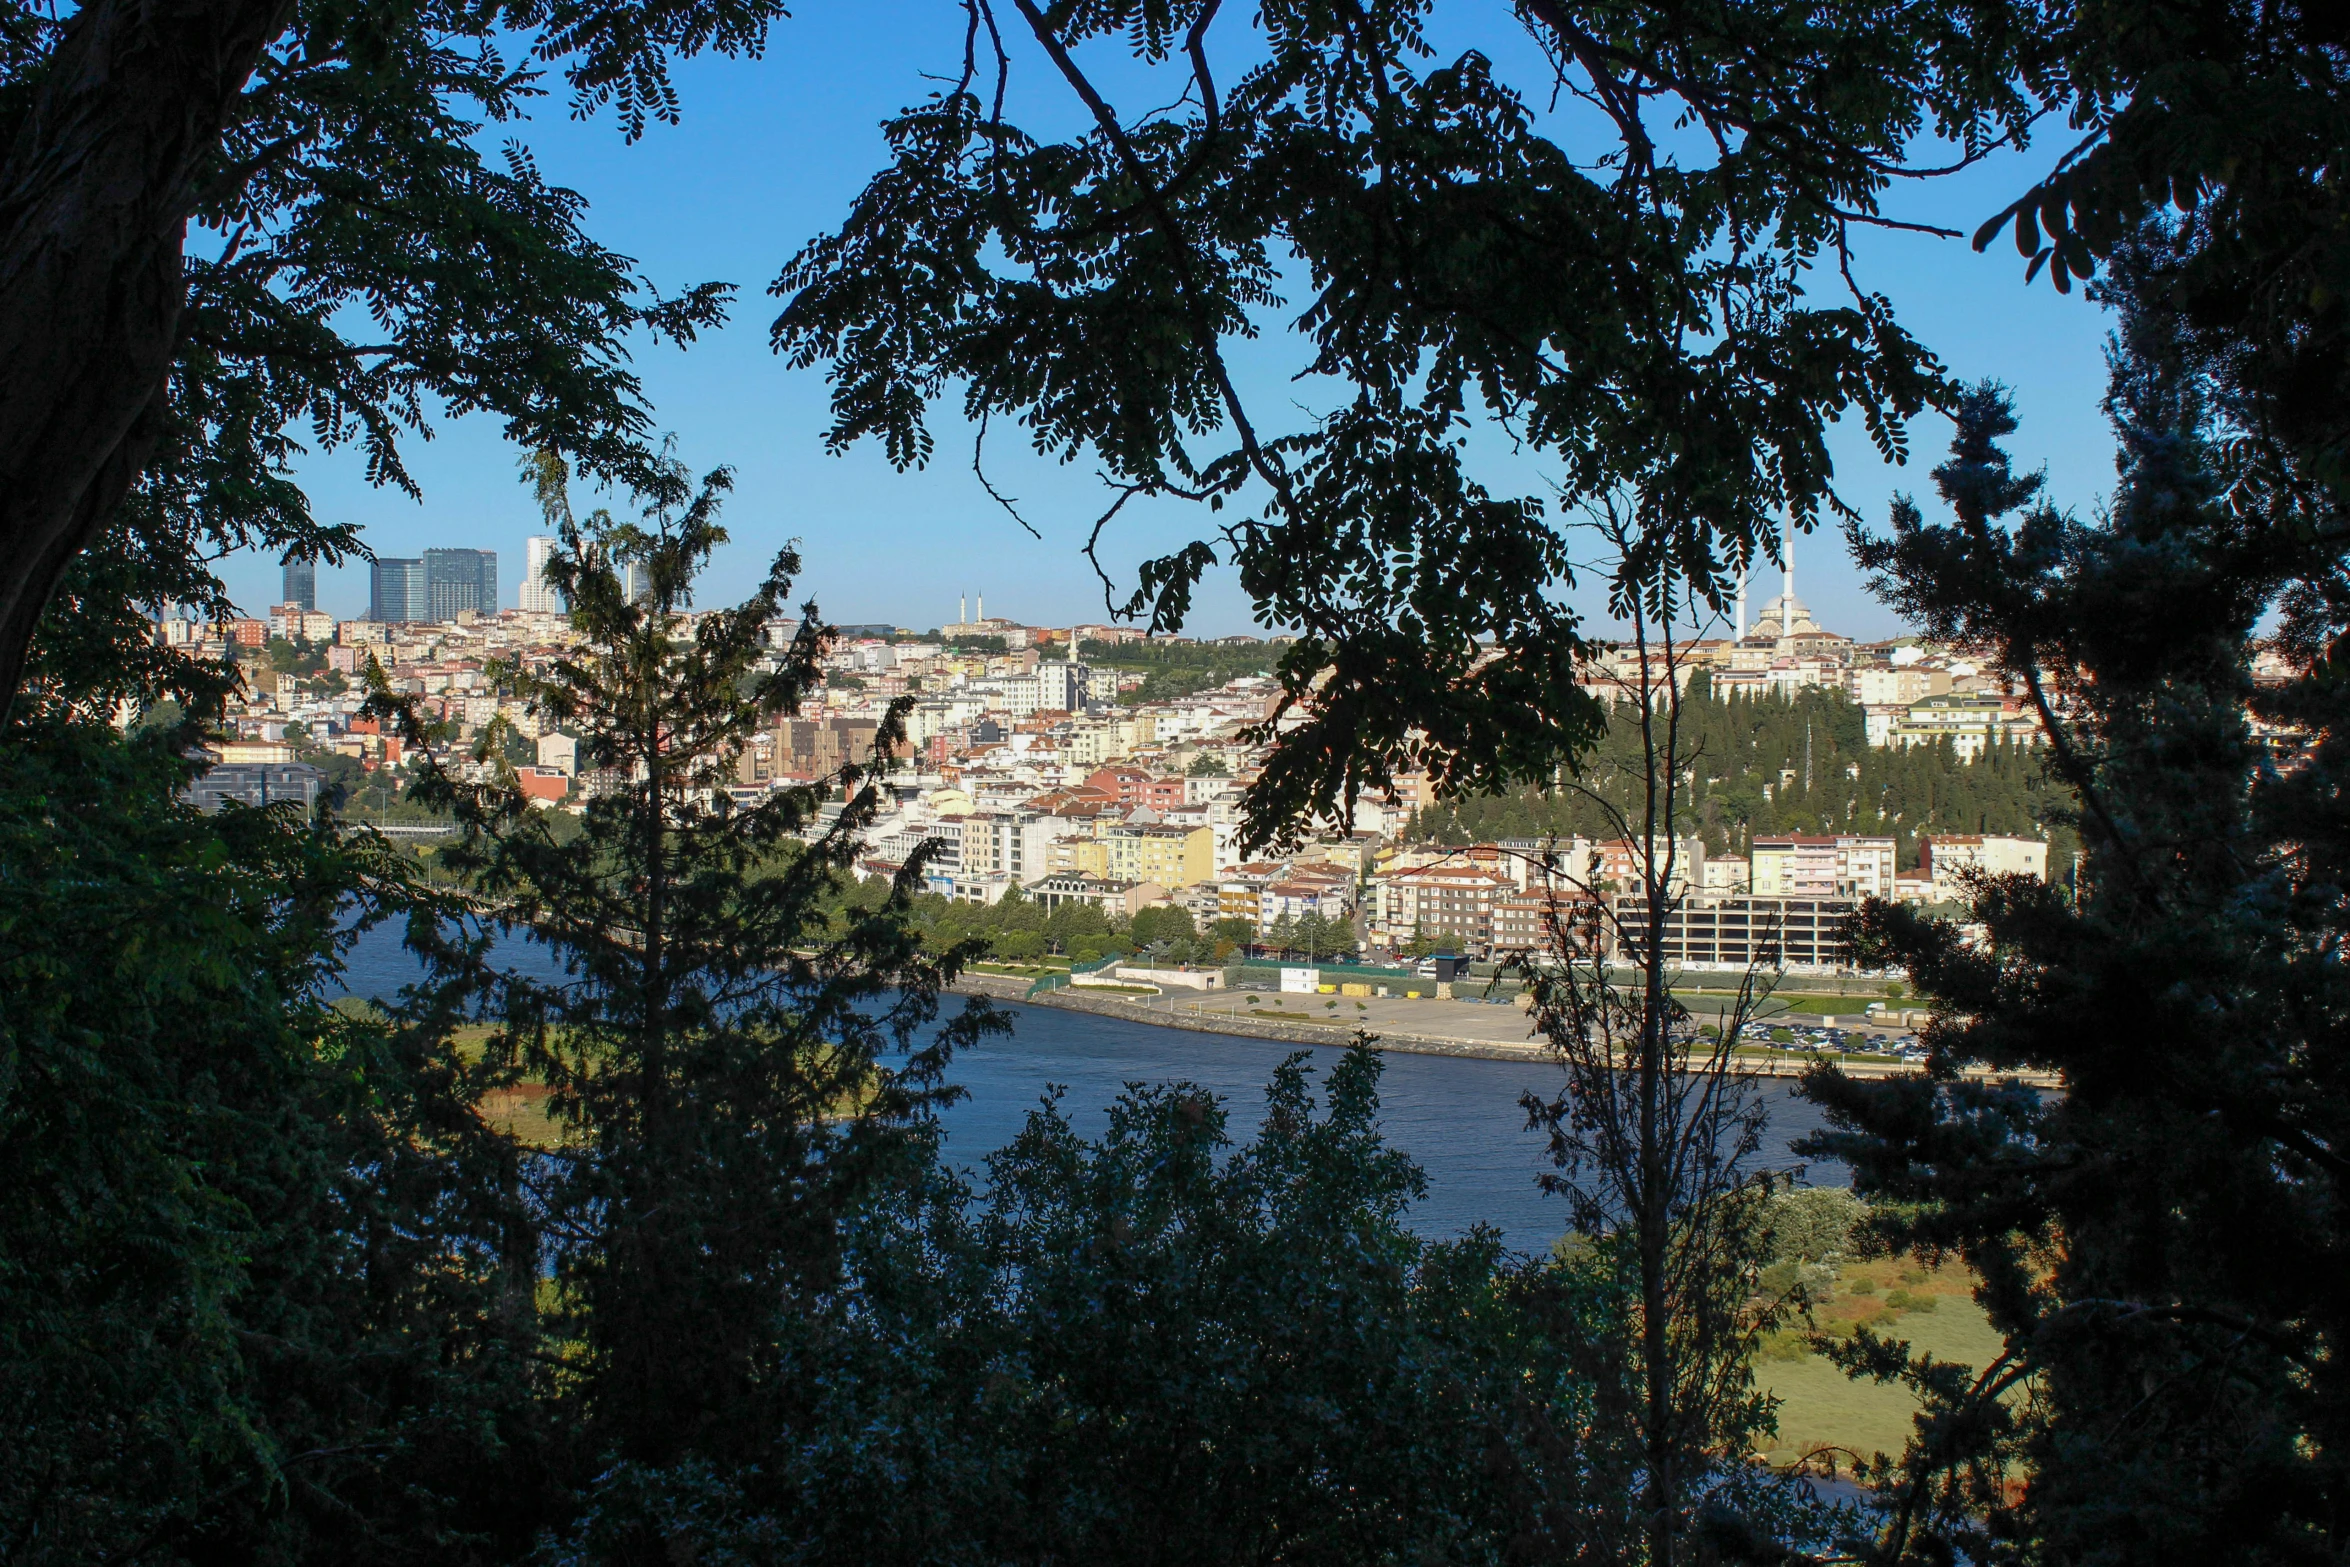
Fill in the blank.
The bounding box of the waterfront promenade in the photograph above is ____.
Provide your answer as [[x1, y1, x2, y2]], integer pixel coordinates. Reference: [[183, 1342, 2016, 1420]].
[[945, 973, 2058, 1085]]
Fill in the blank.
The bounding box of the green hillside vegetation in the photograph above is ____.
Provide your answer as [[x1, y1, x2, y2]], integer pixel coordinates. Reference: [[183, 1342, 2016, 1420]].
[[1412, 680, 2074, 872], [1079, 639, 1274, 705]]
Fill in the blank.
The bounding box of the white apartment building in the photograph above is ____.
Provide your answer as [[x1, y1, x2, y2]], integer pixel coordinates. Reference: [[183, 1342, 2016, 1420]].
[[1259, 870, 1356, 934], [1749, 835, 1897, 899], [1849, 663, 1951, 707], [1894, 694, 2043, 760], [1923, 834, 2049, 901], [955, 810, 1079, 884]]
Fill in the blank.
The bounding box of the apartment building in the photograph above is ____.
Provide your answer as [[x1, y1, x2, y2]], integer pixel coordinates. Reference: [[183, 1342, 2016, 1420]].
[[1893, 693, 2042, 760], [1085, 765, 1188, 813], [1849, 663, 1951, 706], [1371, 862, 1518, 953], [1259, 869, 1355, 931], [956, 811, 1076, 883], [1492, 891, 1598, 957], [1749, 834, 1897, 899], [1100, 822, 1214, 889], [1922, 834, 2049, 901]]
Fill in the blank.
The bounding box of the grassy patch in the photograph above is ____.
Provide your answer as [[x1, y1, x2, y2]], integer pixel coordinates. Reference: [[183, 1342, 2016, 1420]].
[[1755, 1257, 2005, 1470]]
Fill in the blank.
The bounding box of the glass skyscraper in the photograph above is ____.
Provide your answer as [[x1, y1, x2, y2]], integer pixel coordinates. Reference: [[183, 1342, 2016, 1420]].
[[423, 548, 498, 621], [281, 555, 316, 611], [369, 557, 425, 622]]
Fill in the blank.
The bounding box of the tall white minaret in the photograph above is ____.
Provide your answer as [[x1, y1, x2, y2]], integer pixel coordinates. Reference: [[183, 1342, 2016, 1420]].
[[1783, 530, 1795, 607], [976, 592, 984, 622], [960, 594, 967, 625], [1734, 563, 1748, 641]]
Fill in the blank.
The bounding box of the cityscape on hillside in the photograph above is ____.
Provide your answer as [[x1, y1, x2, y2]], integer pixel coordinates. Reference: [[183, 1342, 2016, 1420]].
[[159, 534, 2133, 978]]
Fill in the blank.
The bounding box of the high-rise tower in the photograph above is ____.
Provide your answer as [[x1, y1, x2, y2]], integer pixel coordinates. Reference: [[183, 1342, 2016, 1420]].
[[369, 557, 425, 622], [281, 555, 317, 612], [423, 548, 498, 621], [519, 535, 563, 613]]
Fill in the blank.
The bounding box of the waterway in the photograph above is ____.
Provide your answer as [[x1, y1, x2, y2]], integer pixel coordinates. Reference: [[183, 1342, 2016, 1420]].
[[334, 922, 1845, 1253]]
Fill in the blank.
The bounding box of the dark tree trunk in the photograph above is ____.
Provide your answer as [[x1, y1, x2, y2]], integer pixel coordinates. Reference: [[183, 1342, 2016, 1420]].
[[0, 0, 291, 717]]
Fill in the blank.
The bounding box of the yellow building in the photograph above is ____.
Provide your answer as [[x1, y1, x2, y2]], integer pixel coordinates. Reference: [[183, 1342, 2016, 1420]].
[[1047, 837, 1111, 877], [1102, 823, 1213, 889]]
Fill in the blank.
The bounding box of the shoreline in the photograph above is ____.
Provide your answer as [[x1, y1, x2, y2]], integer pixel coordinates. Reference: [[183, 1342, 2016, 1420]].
[[943, 975, 2057, 1085]]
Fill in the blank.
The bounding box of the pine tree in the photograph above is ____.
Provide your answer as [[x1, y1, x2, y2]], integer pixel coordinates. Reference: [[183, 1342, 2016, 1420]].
[[391, 460, 997, 1475]]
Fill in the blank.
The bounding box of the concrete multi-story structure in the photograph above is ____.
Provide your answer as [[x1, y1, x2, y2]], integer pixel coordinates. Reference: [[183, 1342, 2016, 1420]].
[[1085, 765, 1188, 813], [1893, 693, 2041, 760], [1371, 862, 1518, 953], [955, 811, 1074, 883], [1258, 870, 1355, 934], [186, 761, 325, 813], [1749, 834, 1897, 899], [1850, 664, 1951, 707], [270, 606, 335, 643], [1492, 891, 1597, 956], [1610, 895, 1858, 975], [1030, 872, 1168, 917], [519, 535, 564, 614], [1100, 822, 1214, 889]]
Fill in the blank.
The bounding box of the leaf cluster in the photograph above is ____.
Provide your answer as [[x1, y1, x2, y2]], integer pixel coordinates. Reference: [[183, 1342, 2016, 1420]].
[[773, 0, 2043, 845]]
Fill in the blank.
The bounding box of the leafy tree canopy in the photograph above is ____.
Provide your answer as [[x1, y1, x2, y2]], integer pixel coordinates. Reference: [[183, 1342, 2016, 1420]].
[[0, 0, 784, 716], [773, 0, 2071, 847]]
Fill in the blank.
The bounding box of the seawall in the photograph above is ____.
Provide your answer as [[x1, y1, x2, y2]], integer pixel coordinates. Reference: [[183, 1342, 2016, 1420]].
[[942, 973, 2055, 1084]]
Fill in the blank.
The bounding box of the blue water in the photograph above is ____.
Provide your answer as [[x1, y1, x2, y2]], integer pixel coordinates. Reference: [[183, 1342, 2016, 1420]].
[[334, 921, 1842, 1253]]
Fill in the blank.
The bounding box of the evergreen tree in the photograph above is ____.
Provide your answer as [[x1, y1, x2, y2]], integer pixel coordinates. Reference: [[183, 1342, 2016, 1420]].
[[391, 463, 996, 1476], [1807, 372, 2347, 1563], [1420, 687, 2072, 873]]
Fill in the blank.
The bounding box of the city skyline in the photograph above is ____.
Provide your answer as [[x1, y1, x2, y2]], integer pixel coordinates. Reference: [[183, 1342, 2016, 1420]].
[[206, 10, 2122, 643]]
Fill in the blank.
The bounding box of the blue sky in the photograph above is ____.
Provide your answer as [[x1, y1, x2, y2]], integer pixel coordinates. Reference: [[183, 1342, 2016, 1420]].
[[230, 1, 2118, 641]]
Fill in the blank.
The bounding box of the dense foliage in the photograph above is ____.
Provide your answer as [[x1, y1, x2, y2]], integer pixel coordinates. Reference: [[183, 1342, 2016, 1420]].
[[0, 722, 539, 1560], [7, 1, 2347, 1562], [1414, 686, 2073, 872], [385, 470, 1001, 1484], [1808, 368, 2350, 1564]]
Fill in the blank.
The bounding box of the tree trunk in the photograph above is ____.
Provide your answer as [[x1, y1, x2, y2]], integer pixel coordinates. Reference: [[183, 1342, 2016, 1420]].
[[0, 0, 291, 717]]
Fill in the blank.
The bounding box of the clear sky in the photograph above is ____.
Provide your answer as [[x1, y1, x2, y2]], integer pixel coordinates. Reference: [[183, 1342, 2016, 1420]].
[[227, 1, 2119, 642]]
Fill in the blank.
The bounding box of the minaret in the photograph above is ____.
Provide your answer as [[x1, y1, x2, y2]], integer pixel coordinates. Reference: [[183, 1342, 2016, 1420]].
[[960, 594, 967, 625], [1783, 530, 1795, 608], [976, 592, 984, 623], [1734, 563, 1748, 641]]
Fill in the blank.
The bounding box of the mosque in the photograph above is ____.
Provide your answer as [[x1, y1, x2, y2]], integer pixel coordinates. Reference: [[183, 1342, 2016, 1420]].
[[1736, 534, 1830, 650]]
